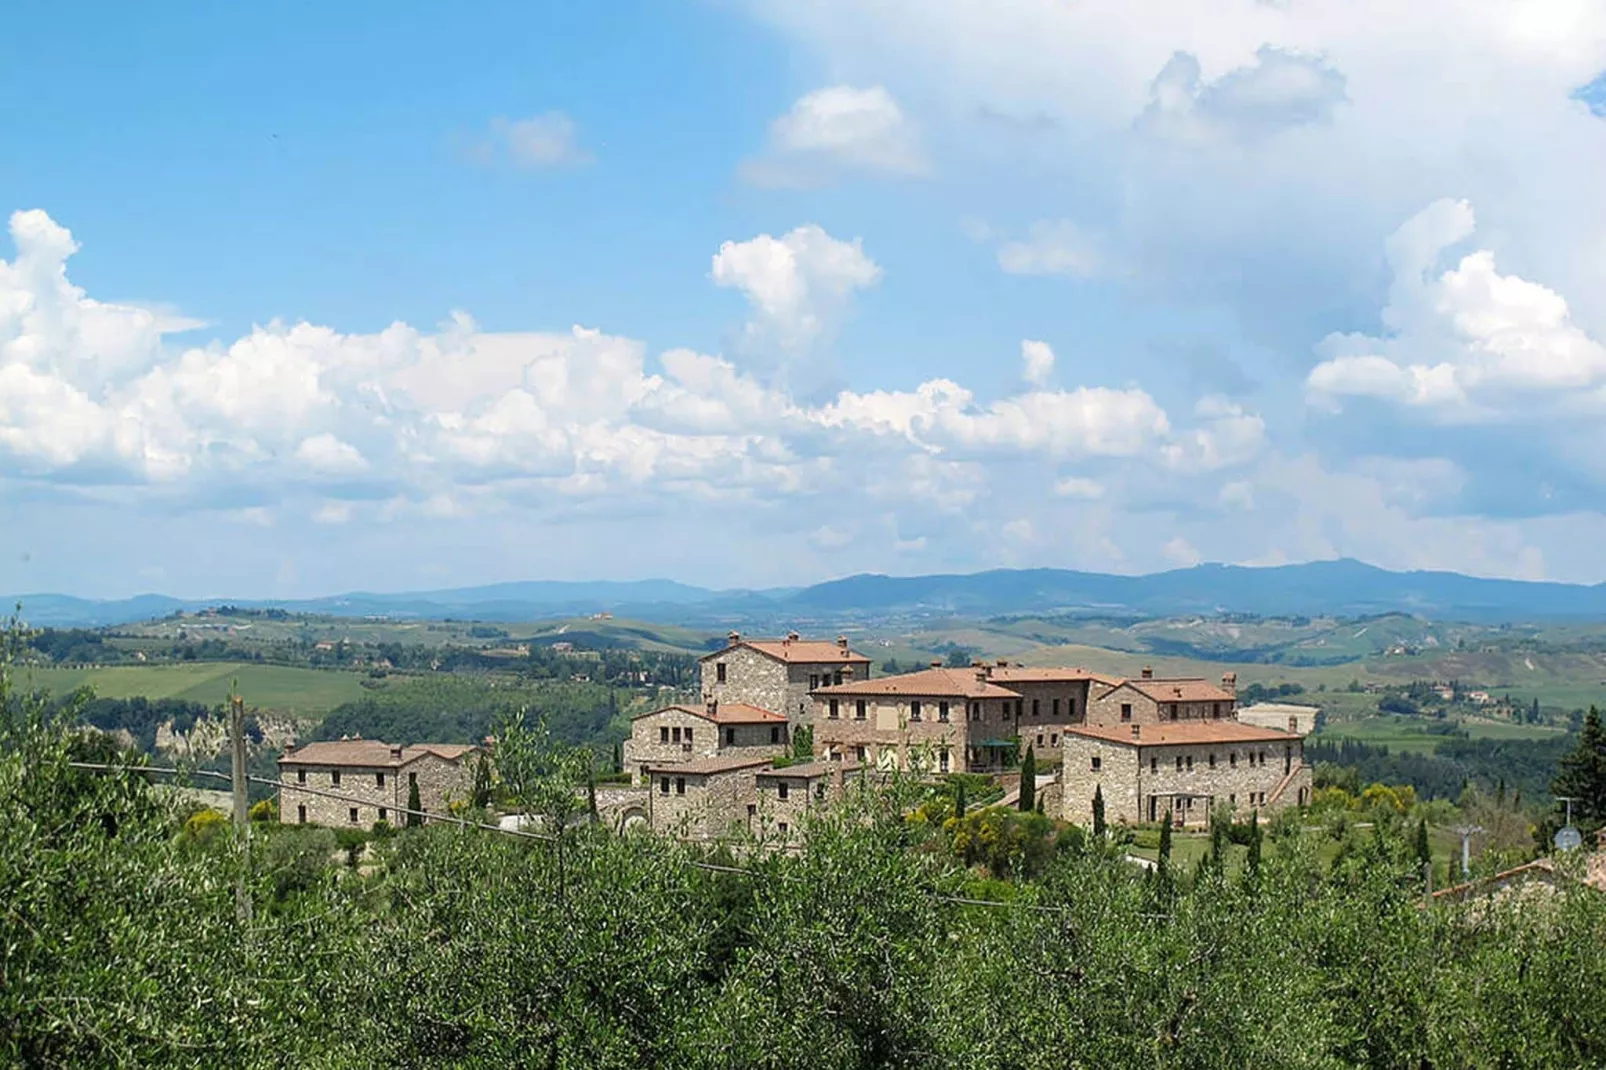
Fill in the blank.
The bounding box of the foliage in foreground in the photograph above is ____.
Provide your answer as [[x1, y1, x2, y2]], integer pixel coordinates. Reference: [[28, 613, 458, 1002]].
[[4, 657, 1606, 1066]]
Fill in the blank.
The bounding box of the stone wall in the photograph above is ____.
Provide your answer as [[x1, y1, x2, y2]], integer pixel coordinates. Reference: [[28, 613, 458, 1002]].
[[812, 693, 1019, 773], [1061, 735, 1309, 828], [278, 752, 474, 831], [646, 765, 762, 841], [700, 645, 787, 714], [1009, 680, 1093, 758], [1087, 686, 1232, 727]]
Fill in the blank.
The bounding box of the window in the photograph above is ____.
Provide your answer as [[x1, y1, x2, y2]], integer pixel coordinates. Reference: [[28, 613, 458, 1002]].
[[297, 805, 307, 824], [809, 673, 819, 690], [910, 700, 922, 721], [833, 670, 843, 686], [378, 808, 387, 822], [938, 701, 950, 722], [1208, 753, 1216, 768], [855, 700, 866, 720], [1230, 752, 1237, 767], [1175, 756, 1184, 771], [1036, 733, 1044, 746], [675, 777, 686, 795], [829, 699, 840, 719], [1015, 700, 1023, 717], [1090, 755, 1102, 771], [1229, 793, 1236, 805], [939, 749, 950, 772], [778, 822, 789, 835], [816, 781, 827, 800], [660, 778, 670, 795], [1151, 757, 1158, 773], [1185, 755, 1194, 771], [1120, 703, 1132, 722], [672, 726, 682, 743], [1052, 698, 1060, 718], [331, 770, 341, 787], [1214, 703, 1224, 719], [778, 782, 789, 800], [1169, 704, 1179, 721], [970, 702, 980, 720], [770, 726, 781, 744], [725, 728, 736, 746], [1050, 733, 1059, 746], [1032, 699, 1040, 718], [376, 772, 385, 787], [349, 808, 359, 824], [409, 771, 417, 787], [716, 663, 727, 683], [685, 727, 694, 744], [297, 769, 306, 784], [747, 803, 757, 818], [854, 745, 866, 762], [660, 726, 670, 744]]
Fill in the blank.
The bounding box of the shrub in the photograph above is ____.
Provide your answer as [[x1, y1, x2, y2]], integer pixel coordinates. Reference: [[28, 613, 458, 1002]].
[[248, 798, 277, 823], [182, 808, 229, 844]]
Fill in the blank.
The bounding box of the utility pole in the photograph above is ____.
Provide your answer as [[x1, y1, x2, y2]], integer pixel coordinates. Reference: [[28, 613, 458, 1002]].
[[229, 692, 253, 923]]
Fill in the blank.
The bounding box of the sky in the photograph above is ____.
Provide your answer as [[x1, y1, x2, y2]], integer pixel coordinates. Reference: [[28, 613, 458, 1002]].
[[4, 1, 1606, 599]]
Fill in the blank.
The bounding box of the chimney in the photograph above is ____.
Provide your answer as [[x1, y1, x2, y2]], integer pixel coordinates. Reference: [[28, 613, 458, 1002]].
[[390, 745, 403, 760], [930, 659, 943, 669], [1141, 666, 1153, 680], [836, 635, 848, 652], [727, 630, 741, 647], [786, 630, 800, 643], [1221, 672, 1237, 696], [841, 665, 855, 681], [706, 697, 719, 716], [1131, 724, 1141, 739], [996, 659, 1008, 669]]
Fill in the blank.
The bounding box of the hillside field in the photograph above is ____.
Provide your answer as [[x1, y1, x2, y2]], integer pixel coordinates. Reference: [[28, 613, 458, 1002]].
[[18, 662, 370, 718]]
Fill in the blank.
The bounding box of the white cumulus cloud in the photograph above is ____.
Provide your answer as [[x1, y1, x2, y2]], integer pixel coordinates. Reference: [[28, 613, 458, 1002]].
[[741, 85, 928, 187], [711, 224, 882, 355]]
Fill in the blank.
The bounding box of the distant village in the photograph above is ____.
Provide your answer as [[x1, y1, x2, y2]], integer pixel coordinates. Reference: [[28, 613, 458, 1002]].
[[277, 631, 1316, 844]]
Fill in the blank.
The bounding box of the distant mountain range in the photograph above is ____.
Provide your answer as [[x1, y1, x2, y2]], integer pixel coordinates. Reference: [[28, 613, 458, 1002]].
[[10, 559, 1606, 629]]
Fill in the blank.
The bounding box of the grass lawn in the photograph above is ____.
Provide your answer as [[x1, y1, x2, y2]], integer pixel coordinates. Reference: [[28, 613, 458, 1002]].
[[18, 661, 370, 717]]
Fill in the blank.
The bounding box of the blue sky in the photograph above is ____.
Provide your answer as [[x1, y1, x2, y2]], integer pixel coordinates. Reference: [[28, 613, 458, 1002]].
[[4, 1, 1606, 599]]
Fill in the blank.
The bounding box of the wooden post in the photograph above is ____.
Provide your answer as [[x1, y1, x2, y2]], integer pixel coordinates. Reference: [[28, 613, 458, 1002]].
[[230, 693, 253, 923]]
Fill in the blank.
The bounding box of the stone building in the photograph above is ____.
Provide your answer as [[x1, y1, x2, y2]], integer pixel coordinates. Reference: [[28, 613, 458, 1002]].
[[811, 665, 1023, 774], [752, 760, 863, 845], [1236, 702, 1320, 737], [1086, 669, 1238, 727], [701, 632, 872, 724], [277, 739, 479, 830], [621, 700, 790, 784], [982, 664, 1117, 759], [1060, 721, 1311, 829], [643, 754, 772, 841]]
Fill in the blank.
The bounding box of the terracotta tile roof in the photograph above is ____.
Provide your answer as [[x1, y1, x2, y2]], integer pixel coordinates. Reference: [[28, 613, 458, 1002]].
[[1098, 678, 1236, 704], [631, 703, 789, 725], [700, 637, 871, 665], [814, 666, 1019, 699], [986, 666, 1119, 685], [756, 760, 862, 780], [278, 740, 478, 767], [1067, 721, 1298, 746], [642, 755, 775, 776]]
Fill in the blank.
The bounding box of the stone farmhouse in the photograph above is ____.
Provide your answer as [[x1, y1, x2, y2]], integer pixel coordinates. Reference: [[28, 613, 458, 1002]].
[[621, 700, 791, 785], [642, 753, 863, 844], [277, 739, 479, 830], [700, 631, 872, 725], [1060, 721, 1311, 829], [1086, 668, 1240, 726], [811, 664, 1024, 774], [983, 664, 1119, 758]]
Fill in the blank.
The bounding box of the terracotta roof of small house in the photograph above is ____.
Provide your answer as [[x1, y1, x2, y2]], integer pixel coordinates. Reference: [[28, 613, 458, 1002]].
[[1097, 678, 1236, 704], [756, 760, 862, 780], [278, 740, 477, 767], [630, 702, 789, 725], [700, 635, 871, 665], [814, 666, 1020, 699], [985, 666, 1119, 685], [642, 755, 775, 776], [1066, 721, 1298, 747]]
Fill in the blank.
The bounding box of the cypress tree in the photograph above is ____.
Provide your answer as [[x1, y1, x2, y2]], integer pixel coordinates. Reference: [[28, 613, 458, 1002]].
[[587, 766, 598, 818], [470, 754, 492, 810], [1092, 785, 1106, 838], [406, 778, 422, 828], [1018, 746, 1036, 812], [1414, 818, 1431, 867], [1553, 706, 1606, 832], [1159, 810, 1173, 870], [953, 782, 967, 821], [1246, 810, 1262, 875]]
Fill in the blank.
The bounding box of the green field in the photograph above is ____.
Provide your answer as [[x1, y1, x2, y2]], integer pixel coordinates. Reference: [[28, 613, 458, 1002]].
[[19, 662, 370, 718], [1313, 714, 1567, 754]]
